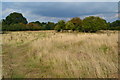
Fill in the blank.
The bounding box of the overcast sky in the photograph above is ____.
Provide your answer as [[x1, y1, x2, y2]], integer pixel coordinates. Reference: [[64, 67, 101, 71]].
[[2, 2, 119, 23]]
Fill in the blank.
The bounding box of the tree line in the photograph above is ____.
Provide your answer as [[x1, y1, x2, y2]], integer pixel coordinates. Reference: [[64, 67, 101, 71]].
[[1, 12, 120, 32]]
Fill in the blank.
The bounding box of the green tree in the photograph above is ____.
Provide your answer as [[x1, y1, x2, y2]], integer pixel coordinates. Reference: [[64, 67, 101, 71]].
[[2, 23, 26, 31], [83, 16, 108, 32], [46, 22, 55, 30], [5, 12, 28, 25], [65, 22, 75, 31], [69, 17, 82, 31], [108, 20, 120, 30], [54, 25, 61, 32], [110, 20, 120, 27], [26, 22, 41, 30], [54, 20, 65, 32], [0, 20, 2, 33]]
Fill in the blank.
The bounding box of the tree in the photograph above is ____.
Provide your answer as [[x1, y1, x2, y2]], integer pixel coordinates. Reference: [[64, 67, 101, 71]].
[[0, 20, 2, 33], [107, 20, 120, 30], [26, 22, 41, 30], [2, 19, 9, 31], [10, 23, 25, 31], [31, 21, 42, 26], [65, 22, 75, 31], [83, 16, 108, 32], [2, 23, 26, 31], [110, 20, 120, 27], [69, 17, 82, 31], [3, 12, 116, 31], [46, 22, 55, 30], [54, 25, 61, 32], [54, 20, 65, 32], [5, 12, 28, 25], [41, 22, 47, 30]]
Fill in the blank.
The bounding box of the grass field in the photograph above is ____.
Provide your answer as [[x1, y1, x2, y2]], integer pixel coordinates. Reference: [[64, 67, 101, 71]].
[[2, 30, 118, 78]]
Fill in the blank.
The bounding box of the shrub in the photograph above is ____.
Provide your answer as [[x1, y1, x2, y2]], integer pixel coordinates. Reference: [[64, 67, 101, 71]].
[[83, 16, 108, 32]]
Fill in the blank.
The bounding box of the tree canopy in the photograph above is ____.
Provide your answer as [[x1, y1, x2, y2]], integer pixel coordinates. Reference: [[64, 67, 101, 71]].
[[54, 20, 65, 32], [2, 12, 120, 32], [110, 20, 120, 27], [4, 12, 28, 25], [83, 16, 108, 32], [69, 17, 82, 31], [65, 22, 75, 31]]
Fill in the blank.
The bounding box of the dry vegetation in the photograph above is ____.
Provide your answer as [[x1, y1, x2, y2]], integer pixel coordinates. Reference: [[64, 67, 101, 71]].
[[1, 30, 118, 78]]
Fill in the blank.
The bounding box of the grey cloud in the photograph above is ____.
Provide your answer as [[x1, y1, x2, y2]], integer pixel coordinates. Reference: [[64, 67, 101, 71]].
[[2, 2, 118, 22]]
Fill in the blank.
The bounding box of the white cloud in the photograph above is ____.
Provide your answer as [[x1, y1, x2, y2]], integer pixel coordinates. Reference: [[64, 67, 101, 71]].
[[113, 14, 118, 18], [2, 2, 118, 22], [79, 14, 106, 19], [79, 13, 118, 22], [2, 8, 118, 22], [23, 10, 71, 22], [2, 8, 15, 15], [2, 8, 22, 18]]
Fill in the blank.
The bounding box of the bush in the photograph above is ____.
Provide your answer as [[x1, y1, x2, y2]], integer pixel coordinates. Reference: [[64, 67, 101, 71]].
[[54, 20, 65, 32], [2, 12, 120, 32], [83, 16, 108, 32], [5, 12, 28, 25], [65, 22, 75, 31], [69, 17, 82, 31]]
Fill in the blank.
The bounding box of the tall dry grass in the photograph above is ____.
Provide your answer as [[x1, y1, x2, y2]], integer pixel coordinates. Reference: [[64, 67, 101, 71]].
[[2, 31, 118, 78]]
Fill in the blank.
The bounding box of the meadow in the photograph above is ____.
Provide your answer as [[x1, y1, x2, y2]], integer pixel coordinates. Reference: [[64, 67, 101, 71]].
[[2, 30, 118, 78]]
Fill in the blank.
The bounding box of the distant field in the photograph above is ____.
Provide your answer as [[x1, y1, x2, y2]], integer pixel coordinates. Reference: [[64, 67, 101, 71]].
[[2, 30, 118, 78]]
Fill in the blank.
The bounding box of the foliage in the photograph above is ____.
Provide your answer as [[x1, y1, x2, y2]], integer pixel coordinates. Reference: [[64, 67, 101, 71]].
[[2, 23, 26, 31], [4, 12, 28, 25], [46, 22, 55, 30], [26, 22, 41, 30], [69, 17, 83, 31], [108, 20, 120, 30], [110, 20, 120, 27], [65, 22, 75, 31], [1, 12, 120, 32], [83, 16, 108, 32], [54, 25, 61, 32], [54, 20, 65, 32]]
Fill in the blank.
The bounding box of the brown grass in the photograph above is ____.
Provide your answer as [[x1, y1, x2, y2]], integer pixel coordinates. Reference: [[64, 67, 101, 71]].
[[2, 31, 118, 78]]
